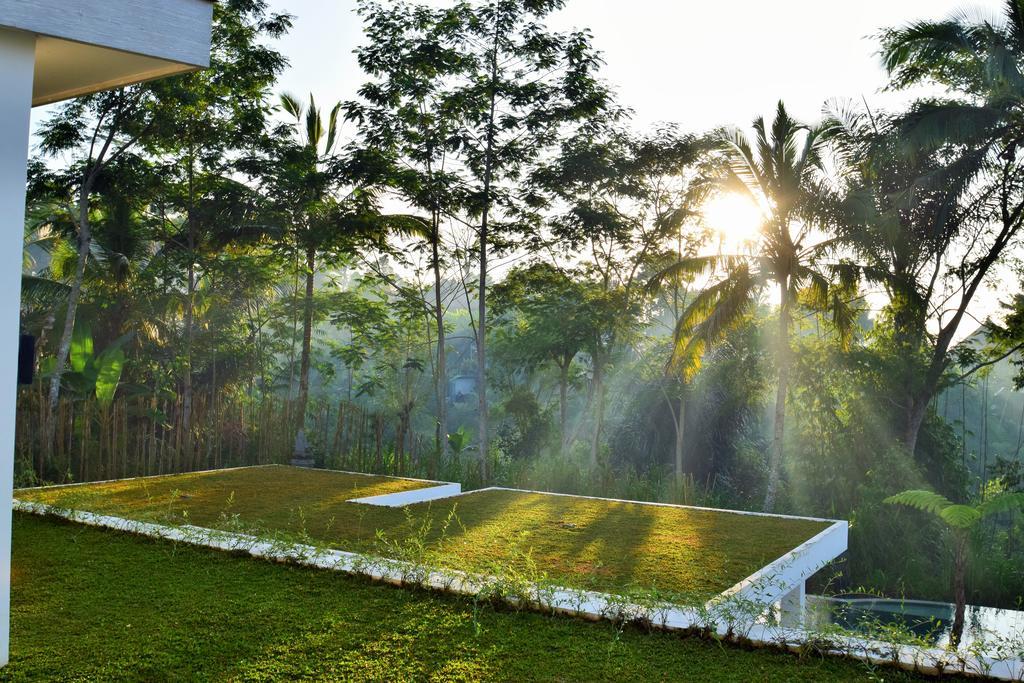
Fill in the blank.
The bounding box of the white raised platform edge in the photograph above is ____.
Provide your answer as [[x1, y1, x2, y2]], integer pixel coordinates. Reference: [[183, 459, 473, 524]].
[[12, 497, 1021, 679], [349, 483, 463, 507]]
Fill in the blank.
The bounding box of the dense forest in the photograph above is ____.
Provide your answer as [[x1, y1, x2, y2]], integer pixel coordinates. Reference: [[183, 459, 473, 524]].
[[17, 0, 1024, 609]]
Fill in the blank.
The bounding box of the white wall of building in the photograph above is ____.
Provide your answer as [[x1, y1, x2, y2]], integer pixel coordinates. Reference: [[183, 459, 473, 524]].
[[0, 27, 35, 667]]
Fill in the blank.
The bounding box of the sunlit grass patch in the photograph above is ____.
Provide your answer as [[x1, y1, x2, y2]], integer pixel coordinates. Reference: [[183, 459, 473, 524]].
[[17, 466, 829, 599], [6, 513, 942, 682], [17, 465, 432, 522]]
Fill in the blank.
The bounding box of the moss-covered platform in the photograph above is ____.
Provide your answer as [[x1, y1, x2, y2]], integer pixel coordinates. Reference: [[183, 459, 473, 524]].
[[16, 466, 830, 599]]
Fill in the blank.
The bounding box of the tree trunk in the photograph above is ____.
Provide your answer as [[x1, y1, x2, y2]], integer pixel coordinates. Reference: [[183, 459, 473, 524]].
[[951, 532, 968, 648], [45, 173, 96, 462], [674, 394, 686, 488], [296, 246, 316, 432], [476, 241, 489, 482], [181, 163, 197, 468], [286, 250, 301, 408], [182, 247, 195, 468], [395, 411, 406, 477], [559, 362, 569, 450], [374, 415, 383, 473], [901, 391, 930, 459], [589, 358, 605, 469], [431, 221, 447, 477], [476, 29, 500, 484], [764, 282, 792, 512]]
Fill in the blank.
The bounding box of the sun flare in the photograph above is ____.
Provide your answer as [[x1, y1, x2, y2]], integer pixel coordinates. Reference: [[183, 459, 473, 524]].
[[702, 193, 764, 247]]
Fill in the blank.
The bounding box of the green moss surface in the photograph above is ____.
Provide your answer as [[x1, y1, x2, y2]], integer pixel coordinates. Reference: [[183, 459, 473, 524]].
[[17, 466, 829, 598], [4, 513, 949, 682]]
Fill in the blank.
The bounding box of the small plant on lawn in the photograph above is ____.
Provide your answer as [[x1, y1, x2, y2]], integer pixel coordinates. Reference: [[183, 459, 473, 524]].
[[371, 504, 462, 587], [476, 539, 554, 611]]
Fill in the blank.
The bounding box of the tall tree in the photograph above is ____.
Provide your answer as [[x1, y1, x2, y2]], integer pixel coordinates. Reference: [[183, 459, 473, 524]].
[[541, 126, 706, 469], [348, 0, 473, 472], [873, 1, 1024, 456], [886, 489, 1024, 646], [141, 0, 291, 464], [34, 88, 157, 458], [490, 262, 590, 446], [652, 102, 853, 511], [272, 92, 348, 433], [444, 0, 613, 481]]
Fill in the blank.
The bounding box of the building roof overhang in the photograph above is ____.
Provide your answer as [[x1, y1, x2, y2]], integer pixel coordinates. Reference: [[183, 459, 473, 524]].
[[0, 0, 214, 106]]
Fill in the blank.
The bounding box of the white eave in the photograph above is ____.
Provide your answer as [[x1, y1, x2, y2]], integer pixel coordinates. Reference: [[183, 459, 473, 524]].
[[0, 0, 214, 106]]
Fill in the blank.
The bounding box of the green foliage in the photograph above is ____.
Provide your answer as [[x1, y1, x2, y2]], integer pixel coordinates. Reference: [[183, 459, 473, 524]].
[[44, 325, 129, 406], [448, 427, 471, 457], [886, 489, 1024, 530], [886, 490, 981, 528]]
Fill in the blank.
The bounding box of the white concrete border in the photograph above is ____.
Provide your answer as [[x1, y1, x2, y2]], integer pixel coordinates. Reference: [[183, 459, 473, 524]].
[[724, 517, 849, 607]]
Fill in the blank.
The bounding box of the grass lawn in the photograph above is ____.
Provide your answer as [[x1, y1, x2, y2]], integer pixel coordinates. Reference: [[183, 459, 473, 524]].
[[3, 512, 952, 682], [17, 466, 829, 598]]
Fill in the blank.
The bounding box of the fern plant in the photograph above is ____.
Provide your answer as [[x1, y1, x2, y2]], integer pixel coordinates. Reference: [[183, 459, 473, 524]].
[[885, 489, 1024, 648]]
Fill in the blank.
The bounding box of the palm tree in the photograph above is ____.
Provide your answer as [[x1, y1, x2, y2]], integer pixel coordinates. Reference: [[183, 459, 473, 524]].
[[652, 101, 853, 512], [877, 0, 1024, 456], [276, 93, 345, 434], [885, 489, 1024, 647], [275, 93, 429, 438]]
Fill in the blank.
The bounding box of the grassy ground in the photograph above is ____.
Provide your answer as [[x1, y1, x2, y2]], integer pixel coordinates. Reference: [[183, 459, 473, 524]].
[[17, 466, 828, 598], [3, 512, 954, 682]]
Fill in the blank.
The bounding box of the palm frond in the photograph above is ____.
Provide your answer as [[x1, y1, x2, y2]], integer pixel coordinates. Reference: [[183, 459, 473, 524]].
[[717, 127, 769, 201], [21, 275, 70, 308], [881, 19, 979, 88], [940, 505, 983, 528], [325, 102, 343, 155], [279, 92, 303, 121], [895, 100, 1003, 156], [1008, 0, 1024, 53], [379, 213, 432, 240], [978, 491, 1024, 517], [305, 93, 324, 148], [885, 489, 955, 515], [647, 254, 739, 294], [670, 266, 760, 377]]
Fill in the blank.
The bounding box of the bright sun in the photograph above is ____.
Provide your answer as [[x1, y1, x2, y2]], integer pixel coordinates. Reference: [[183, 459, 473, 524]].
[[701, 193, 764, 247]]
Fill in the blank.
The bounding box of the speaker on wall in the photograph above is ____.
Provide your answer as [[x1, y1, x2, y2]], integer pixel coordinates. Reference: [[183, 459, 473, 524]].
[[18, 334, 35, 385]]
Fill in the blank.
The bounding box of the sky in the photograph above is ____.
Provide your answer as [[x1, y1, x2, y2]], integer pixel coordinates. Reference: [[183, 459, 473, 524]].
[[266, 0, 998, 132]]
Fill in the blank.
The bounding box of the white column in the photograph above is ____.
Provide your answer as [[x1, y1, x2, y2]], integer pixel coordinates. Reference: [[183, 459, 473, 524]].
[[0, 27, 36, 668], [779, 581, 806, 628]]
